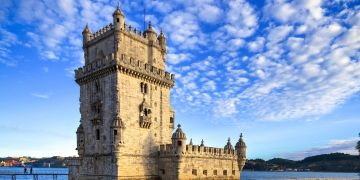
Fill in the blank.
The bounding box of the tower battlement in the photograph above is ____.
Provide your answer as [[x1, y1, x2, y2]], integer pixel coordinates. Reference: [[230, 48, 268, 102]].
[[160, 144, 237, 157]]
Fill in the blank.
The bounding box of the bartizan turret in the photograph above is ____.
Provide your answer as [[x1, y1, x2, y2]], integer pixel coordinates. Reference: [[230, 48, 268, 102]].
[[76, 124, 85, 157], [235, 133, 247, 172], [224, 137, 234, 153], [158, 29, 167, 54], [172, 124, 187, 155], [145, 21, 157, 42], [113, 4, 124, 31], [82, 24, 92, 47]]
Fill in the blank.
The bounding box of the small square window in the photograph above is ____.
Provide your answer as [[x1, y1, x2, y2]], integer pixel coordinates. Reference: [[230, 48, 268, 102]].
[[192, 169, 197, 176], [213, 170, 217, 175], [203, 170, 207, 176], [223, 170, 227, 176]]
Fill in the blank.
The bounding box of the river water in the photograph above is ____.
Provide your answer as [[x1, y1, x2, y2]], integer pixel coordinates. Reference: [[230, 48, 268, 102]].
[[0, 167, 358, 179]]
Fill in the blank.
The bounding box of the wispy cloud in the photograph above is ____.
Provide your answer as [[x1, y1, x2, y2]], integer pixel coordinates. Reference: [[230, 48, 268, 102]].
[[281, 137, 359, 160], [0, 27, 19, 66], [31, 93, 50, 99]]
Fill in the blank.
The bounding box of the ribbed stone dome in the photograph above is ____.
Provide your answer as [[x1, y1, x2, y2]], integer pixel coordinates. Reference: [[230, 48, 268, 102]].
[[112, 5, 124, 16], [224, 138, 234, 150], [172, 124, 186, 139], [235, 133, 246, 148]]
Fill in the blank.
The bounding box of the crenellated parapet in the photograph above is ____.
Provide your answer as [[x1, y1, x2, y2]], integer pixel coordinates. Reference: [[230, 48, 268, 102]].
[[88, 23, 114, 43], [159, 143, 237, 158], [83, 21, 166, 54], [75, 53, 174, 87]]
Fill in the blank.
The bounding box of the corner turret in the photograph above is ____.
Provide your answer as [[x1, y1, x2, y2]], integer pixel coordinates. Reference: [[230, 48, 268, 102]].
[[235, 133, 247, 172], [224, 137, 234, 150], [158, 29, 167, 54], [113, 4, 125, 31], [172, 124, 187, 154], [76, 124, 85, 157], [82, 24, 92, 46], [145, 21, 157, 42]]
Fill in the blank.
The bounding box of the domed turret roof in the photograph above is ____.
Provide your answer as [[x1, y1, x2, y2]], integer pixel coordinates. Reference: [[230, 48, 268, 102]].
[[158, 29, 166, 39], [112, 116, 124, 128], [113, 5, 124, 16], [235, 133, 246, 148], [145, 21, 157, 34], [224, 137, 234, 150], [82, 24, 91, 34], [172, 124, 186, 139]]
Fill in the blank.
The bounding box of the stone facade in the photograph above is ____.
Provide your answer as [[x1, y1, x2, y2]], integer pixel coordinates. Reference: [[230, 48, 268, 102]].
[[67, 6, 246, 180]]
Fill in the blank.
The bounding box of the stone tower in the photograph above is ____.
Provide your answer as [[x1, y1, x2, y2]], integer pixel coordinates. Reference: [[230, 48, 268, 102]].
[[68, 5, 175, 179], [67, 5, 246, 180]]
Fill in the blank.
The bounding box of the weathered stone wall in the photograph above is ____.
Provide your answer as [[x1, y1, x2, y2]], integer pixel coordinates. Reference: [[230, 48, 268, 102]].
[[158, 144, 242, 180]]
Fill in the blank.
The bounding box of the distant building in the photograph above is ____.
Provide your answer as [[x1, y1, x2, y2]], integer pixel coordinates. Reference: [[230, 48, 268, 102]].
[[67, 5, 247, 180]]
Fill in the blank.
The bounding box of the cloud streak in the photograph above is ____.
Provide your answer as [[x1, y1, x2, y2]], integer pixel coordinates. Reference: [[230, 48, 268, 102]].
[[281, 137, 359, 160]]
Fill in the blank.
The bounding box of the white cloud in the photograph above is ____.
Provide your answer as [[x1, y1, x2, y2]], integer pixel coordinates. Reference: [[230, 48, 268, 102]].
[[248, 37, 265, 52], [162, 11, 205, 49], [198, 4, 223, 23], [167, 53, 192, 64], [282, 137, 358, 160], [0, 27, 19, 66], [225, 0, 258, 38], [31, 93, 51, 99]]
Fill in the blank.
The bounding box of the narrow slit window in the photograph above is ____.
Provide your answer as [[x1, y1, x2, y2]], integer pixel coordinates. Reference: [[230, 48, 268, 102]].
[[96, 129, 100, 140]]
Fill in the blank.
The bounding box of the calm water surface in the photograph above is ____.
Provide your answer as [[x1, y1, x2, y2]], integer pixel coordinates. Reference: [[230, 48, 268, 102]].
[[241, 171, 359, 179], [0, 168, 358, 179]]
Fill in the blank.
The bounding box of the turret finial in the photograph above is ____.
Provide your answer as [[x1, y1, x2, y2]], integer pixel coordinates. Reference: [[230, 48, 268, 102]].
[[240, 133, 243, 138], [200, 139, 204, 146], [148, 21, 152, 29], [83, 23, 91, 33], [177, 124, 181, 128], [189, 138, 193, 145]]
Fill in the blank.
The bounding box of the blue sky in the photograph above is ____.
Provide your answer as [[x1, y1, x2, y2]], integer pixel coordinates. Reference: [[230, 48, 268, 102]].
[[0, 0, 359, 160]]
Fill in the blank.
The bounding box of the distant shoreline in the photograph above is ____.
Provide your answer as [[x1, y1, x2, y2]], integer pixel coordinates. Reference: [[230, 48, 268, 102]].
[[243, 170, 360, 173]]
